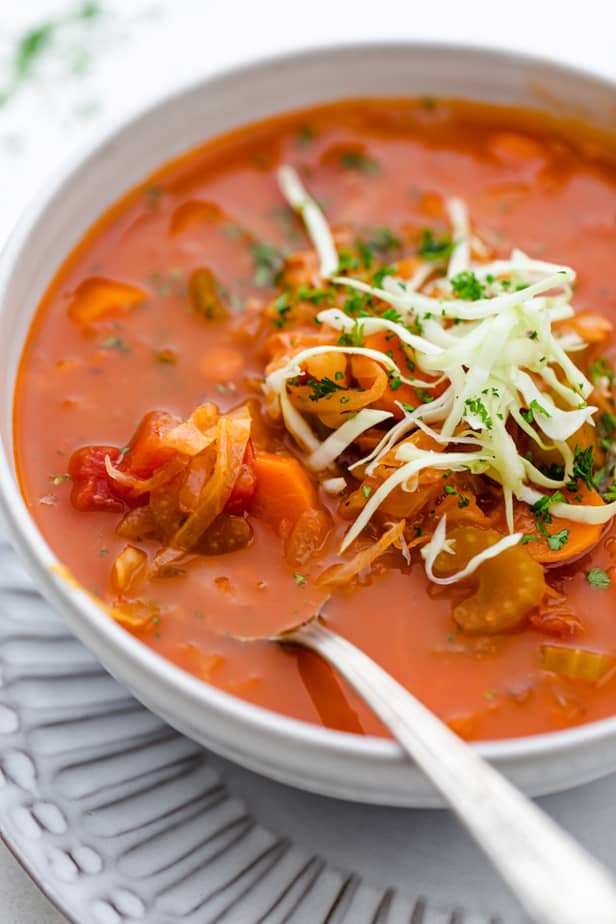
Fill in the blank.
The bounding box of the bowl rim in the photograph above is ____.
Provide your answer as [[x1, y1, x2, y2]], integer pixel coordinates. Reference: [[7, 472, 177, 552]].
[[2, 36, 616, 776]]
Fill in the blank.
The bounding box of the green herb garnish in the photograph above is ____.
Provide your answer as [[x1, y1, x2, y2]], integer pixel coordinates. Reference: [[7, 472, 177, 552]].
[[252, 241, 284, 288], [566, 446, 597, 492], [450, 271, 486, 301], [547, 528, 569, 552], [101, 336, 129, 352], [417, 229, 453, 262], [465, 396, 493, 429], [305, 377, 347, 402], [338, 150, 381, 175], [337, 321, 365, 347], [589, 356, 614, 384], [587, 568, 611, 590]]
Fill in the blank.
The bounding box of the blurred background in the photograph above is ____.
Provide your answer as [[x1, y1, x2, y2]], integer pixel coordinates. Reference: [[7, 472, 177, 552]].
[[0, 1, 615, 920], [1, 0, 616, 246]]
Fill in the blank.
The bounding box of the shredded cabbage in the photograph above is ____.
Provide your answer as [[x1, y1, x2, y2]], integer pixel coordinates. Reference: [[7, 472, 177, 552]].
[[308, 408, 392, 471], [446, 197, 471, 278], [422, 516, 523, 586], [268, 166, 614, 583], [321, 477, 347, 495], [340, 448, 489, 552], [277, 165, 338, 278]]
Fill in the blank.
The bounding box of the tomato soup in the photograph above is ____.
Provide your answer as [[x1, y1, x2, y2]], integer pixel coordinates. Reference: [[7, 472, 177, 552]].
[[14, 99, 616, 741]]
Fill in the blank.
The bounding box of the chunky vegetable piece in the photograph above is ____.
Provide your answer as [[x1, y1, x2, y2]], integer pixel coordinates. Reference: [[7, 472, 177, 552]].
[[434, 527, 546, 633], [541, 646, 616, 682], [249, 451, 318, 529], [15, 97, 616, 741]]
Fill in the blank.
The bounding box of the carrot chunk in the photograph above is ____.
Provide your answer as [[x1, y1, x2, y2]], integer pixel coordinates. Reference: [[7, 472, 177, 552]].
[[67, 277, 146, 323], [249, 451, 317, 529]]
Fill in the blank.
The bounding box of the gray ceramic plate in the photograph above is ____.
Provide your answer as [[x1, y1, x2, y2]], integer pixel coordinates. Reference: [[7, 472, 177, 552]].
[[6, 525, 616, 924], [0, 527, 534, 923]]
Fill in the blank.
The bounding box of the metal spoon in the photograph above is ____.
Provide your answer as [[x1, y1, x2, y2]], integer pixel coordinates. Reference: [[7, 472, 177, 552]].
[[237, 613, 616, 924]]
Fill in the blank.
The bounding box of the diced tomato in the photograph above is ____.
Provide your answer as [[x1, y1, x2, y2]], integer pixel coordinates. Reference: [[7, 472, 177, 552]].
[[68, 410, 181, 512], [224, 440, 257, 515], [69, 446, 124, 512], [121, 410, 180, 479]]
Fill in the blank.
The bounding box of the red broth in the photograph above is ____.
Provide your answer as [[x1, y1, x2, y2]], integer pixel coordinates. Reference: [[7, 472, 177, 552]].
[[14, 99, 616, 740]]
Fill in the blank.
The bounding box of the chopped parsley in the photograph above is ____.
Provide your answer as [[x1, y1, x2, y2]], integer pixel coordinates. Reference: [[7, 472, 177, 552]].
[[443, 483, 470, 508], [144, 186, 163, 210], [417, 229, 453, 262], [587, 568, 611, 590], [295, 124, 316, 148], [546, 528, 569, 552], [539, 461, 565, 481], [589, 356, 614, 384], [530, 490, 570, 549], [1, 2, 101, 107], [602, 480, 616, 501], [530, 399, 551, 418], [296, 285, 330, 306], [305, 376, 347, 402], [272, 292, 292, 328], [372, 264, 397, 287], [450, 271, 486, 301], [337, 320, 365, 347], [222, 222, 243, 239], [381, 306, 403, 324], [101, 336, 130, 352], [50, 473, 70, 486], [363, 227, 401, 257], [362, 485, 372, 499], [566, 446, 597, 492], [252, 241, 284, 288], [344, 292, 374, 321], [414, 388, 435, 405], [337, 249, 361, 273], [522, 399, 552, 424], [464, 396, 493, 429], [338, 149, 381, 174], [599, 411, 616, 451], [293, 572, 307, 586], [531, 490, 567, 525]]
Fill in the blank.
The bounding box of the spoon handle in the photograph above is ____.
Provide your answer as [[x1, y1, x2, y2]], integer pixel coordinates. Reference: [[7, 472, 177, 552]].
[[291, 620, 616, 924]]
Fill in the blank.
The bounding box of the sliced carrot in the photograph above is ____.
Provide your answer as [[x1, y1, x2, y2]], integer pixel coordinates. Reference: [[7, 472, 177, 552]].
[[68, 276, 146, 323], [362, 332, 445, 418], [489, 131, 544, 163], [249, 451, 317, 529], [513, 485, 604, 564], [555, 312, 613, 345], [169, 200, 224, 235]]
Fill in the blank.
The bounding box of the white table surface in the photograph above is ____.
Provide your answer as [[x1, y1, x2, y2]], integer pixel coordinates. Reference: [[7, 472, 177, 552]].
[[1, 1, 616, 920]]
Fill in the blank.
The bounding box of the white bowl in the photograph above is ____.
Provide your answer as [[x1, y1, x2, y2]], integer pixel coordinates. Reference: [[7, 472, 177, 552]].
[[2, 42, 616, 807]]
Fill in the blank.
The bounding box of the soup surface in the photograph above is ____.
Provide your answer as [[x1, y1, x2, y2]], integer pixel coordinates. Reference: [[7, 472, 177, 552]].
[[15, 98, 616, 740]]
